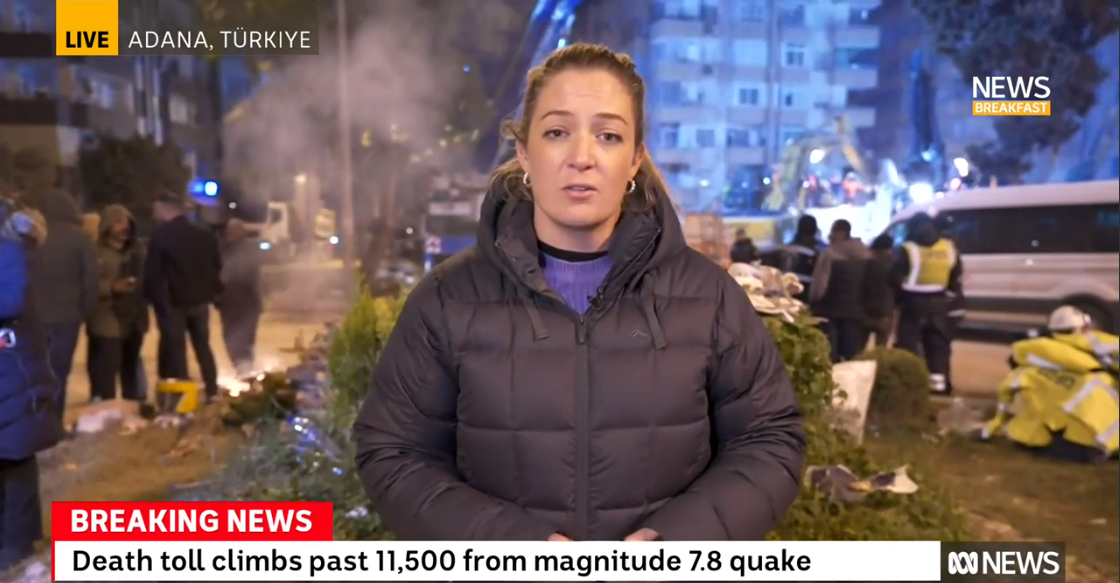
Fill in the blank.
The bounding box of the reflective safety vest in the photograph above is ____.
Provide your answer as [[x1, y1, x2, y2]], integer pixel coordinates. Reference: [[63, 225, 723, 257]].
[[901, 239, 956, 293]]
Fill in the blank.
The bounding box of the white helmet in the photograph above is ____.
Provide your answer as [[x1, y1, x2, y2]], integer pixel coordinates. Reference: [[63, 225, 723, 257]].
[[1048, 305, 1090, 332]]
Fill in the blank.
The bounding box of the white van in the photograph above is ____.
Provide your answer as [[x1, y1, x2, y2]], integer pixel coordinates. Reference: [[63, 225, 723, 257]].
[[880, 180, 1119, 334]]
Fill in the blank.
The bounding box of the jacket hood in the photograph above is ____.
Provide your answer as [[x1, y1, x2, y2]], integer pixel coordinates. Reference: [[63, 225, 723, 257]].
[[477, 180, 688, 298], [98, 204, 136, 245], [828, 237, 870, 260], [907, 221, 940, 246], [33, 188, 82, 225]]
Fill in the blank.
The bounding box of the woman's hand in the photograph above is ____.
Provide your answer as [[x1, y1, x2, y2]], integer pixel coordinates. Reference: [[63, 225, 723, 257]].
[[547, 533, 572, 541], [623, 528, 660, 541]]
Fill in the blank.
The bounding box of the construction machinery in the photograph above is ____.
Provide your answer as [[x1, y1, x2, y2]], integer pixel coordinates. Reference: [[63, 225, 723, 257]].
[[758, 49, 953, 241]]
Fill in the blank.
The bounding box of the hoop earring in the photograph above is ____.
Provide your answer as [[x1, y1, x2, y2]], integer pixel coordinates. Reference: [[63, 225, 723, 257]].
[[522, 173, 531, 187], [626, 179, 636, 194]]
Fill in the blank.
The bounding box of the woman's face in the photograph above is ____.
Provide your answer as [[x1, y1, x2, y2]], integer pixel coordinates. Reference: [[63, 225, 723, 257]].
[[516, 68, 642, 247]]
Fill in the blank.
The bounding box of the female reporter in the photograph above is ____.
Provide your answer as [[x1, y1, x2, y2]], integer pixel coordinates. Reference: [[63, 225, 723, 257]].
[[0, 193, 61, 568], [354, 43, 805, 541]]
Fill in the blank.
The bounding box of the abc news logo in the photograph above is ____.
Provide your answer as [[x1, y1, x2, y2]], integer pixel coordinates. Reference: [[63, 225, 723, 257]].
[[944, 543, 1064, 580]]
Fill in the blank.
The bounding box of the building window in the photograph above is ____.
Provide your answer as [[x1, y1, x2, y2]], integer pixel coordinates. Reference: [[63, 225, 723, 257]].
[[778, 5, 805, 26], [779, 126, 806, 144], [96, 82, 114, 108], [731, 39, 766, 66], [695, 128, 716, 148], [656, 122, 681, 148], [781, 88, 806, 108], [734, 0, 766, 23], [654, 81, 684, 106], [848, 8, 872, 25], [735, 86, 761, 106], [169, 95, 192, 124], [782, 43, 806, 67], [681, 81, 707, 105], [727, 127, 766, 147], [13, 2, 35, 32]]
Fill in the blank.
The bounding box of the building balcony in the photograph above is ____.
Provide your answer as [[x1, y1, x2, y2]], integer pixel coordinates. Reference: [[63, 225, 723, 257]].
[[654, 60, 706, 80], [655, 148, 698, 166], [834, 25, 880, 48], [833, 66, 878, 90], [0, 95, 139, 134], [649, 19, 704, 38], [0, 95, 64, 125], [843, 106, 876, 128], [0, 31, 53, 58], [652, 106, 708, 124], [726, 146, 767, 166], [727, 107, 768, 125]]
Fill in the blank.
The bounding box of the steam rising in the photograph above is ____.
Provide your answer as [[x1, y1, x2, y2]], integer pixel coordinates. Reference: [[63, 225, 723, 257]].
[[223, 4, 485, 211]]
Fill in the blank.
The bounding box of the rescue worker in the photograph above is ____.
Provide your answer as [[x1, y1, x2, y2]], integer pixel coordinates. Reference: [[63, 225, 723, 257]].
[[809, 219, 871, 362], [933, 213, 966, 337], [762, 215, 821, 302], [893, 212, 961, 394], [729, 228, 759, 264]]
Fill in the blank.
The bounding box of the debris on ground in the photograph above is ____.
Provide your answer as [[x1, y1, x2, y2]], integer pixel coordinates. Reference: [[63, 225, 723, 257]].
[[805, 464, 919, 502], [936, 397, 987, 436], [72, 407, 124, 435]]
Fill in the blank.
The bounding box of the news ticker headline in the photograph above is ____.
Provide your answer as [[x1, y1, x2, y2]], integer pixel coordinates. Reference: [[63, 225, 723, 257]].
[[49, 503, 1067, 582], [56, 0, 319, 57]]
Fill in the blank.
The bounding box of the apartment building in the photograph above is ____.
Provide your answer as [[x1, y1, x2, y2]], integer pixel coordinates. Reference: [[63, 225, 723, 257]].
[[573, 0, 873, 212], [0, 0, 253, 190]]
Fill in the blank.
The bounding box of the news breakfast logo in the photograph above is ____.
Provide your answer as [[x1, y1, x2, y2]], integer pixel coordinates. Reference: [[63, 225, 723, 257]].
[[943, 542, 1065, 581], [55, 0, 319, 57], [972, 76, 1051, 117]]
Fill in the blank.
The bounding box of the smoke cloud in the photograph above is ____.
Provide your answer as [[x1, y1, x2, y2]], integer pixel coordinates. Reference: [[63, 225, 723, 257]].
[[227, 2, 524, 311], [223, 2, 494, 217]]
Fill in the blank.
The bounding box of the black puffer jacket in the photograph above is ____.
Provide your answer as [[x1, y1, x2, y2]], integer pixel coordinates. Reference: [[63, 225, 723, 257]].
[[354, 187, 805, 541]]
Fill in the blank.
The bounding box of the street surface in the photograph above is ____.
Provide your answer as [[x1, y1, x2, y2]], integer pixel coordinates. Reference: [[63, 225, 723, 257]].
[[61, 309, 333, 426], [58, 302, 1013, 426]]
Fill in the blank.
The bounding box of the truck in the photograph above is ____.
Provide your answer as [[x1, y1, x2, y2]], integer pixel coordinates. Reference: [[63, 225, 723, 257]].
[[423, 173, 487, 271]]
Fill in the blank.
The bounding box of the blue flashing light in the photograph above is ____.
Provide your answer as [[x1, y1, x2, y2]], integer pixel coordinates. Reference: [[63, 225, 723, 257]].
[[557, 38, 566, 49], [203, 180, 219, 197], [462, 65, 471, 72]]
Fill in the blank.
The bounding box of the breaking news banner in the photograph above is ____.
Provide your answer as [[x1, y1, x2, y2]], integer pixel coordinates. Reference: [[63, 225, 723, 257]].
[[55, 0, 319, 57], [51, 502, 951, 581]]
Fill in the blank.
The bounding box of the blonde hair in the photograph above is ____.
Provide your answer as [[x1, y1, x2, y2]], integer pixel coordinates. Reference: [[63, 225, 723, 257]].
[[490, 43, 669, 211]]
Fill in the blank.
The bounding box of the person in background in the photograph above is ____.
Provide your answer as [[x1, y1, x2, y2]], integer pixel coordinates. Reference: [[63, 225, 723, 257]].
[[932, 213, 966, 336], [86, 205, 148, 406], [217, 219, 264, 375], [809, 219, 871, 362], [729, 228, 758, 264], [143, 193, 222, 402], [862, 234, 896, 348], [894, 212, 961, 394], [29, 188, 97, 418], [765, 215, 821, 302], [354, 43, 805, 542], [0, 193, 61, 570]]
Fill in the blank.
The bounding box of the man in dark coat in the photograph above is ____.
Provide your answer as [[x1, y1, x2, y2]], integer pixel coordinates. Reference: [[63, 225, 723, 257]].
[[143, 193, 222, 400], [217, 219, 263, 375], [29, 188, 97, 418], [0, 196, 62, 569], [809, 219, 871, 362], [353, 186, 805, 541]]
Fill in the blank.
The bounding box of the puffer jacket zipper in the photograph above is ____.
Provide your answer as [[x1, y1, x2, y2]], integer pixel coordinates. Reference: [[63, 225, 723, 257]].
[[574, 314, 590, 540]]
